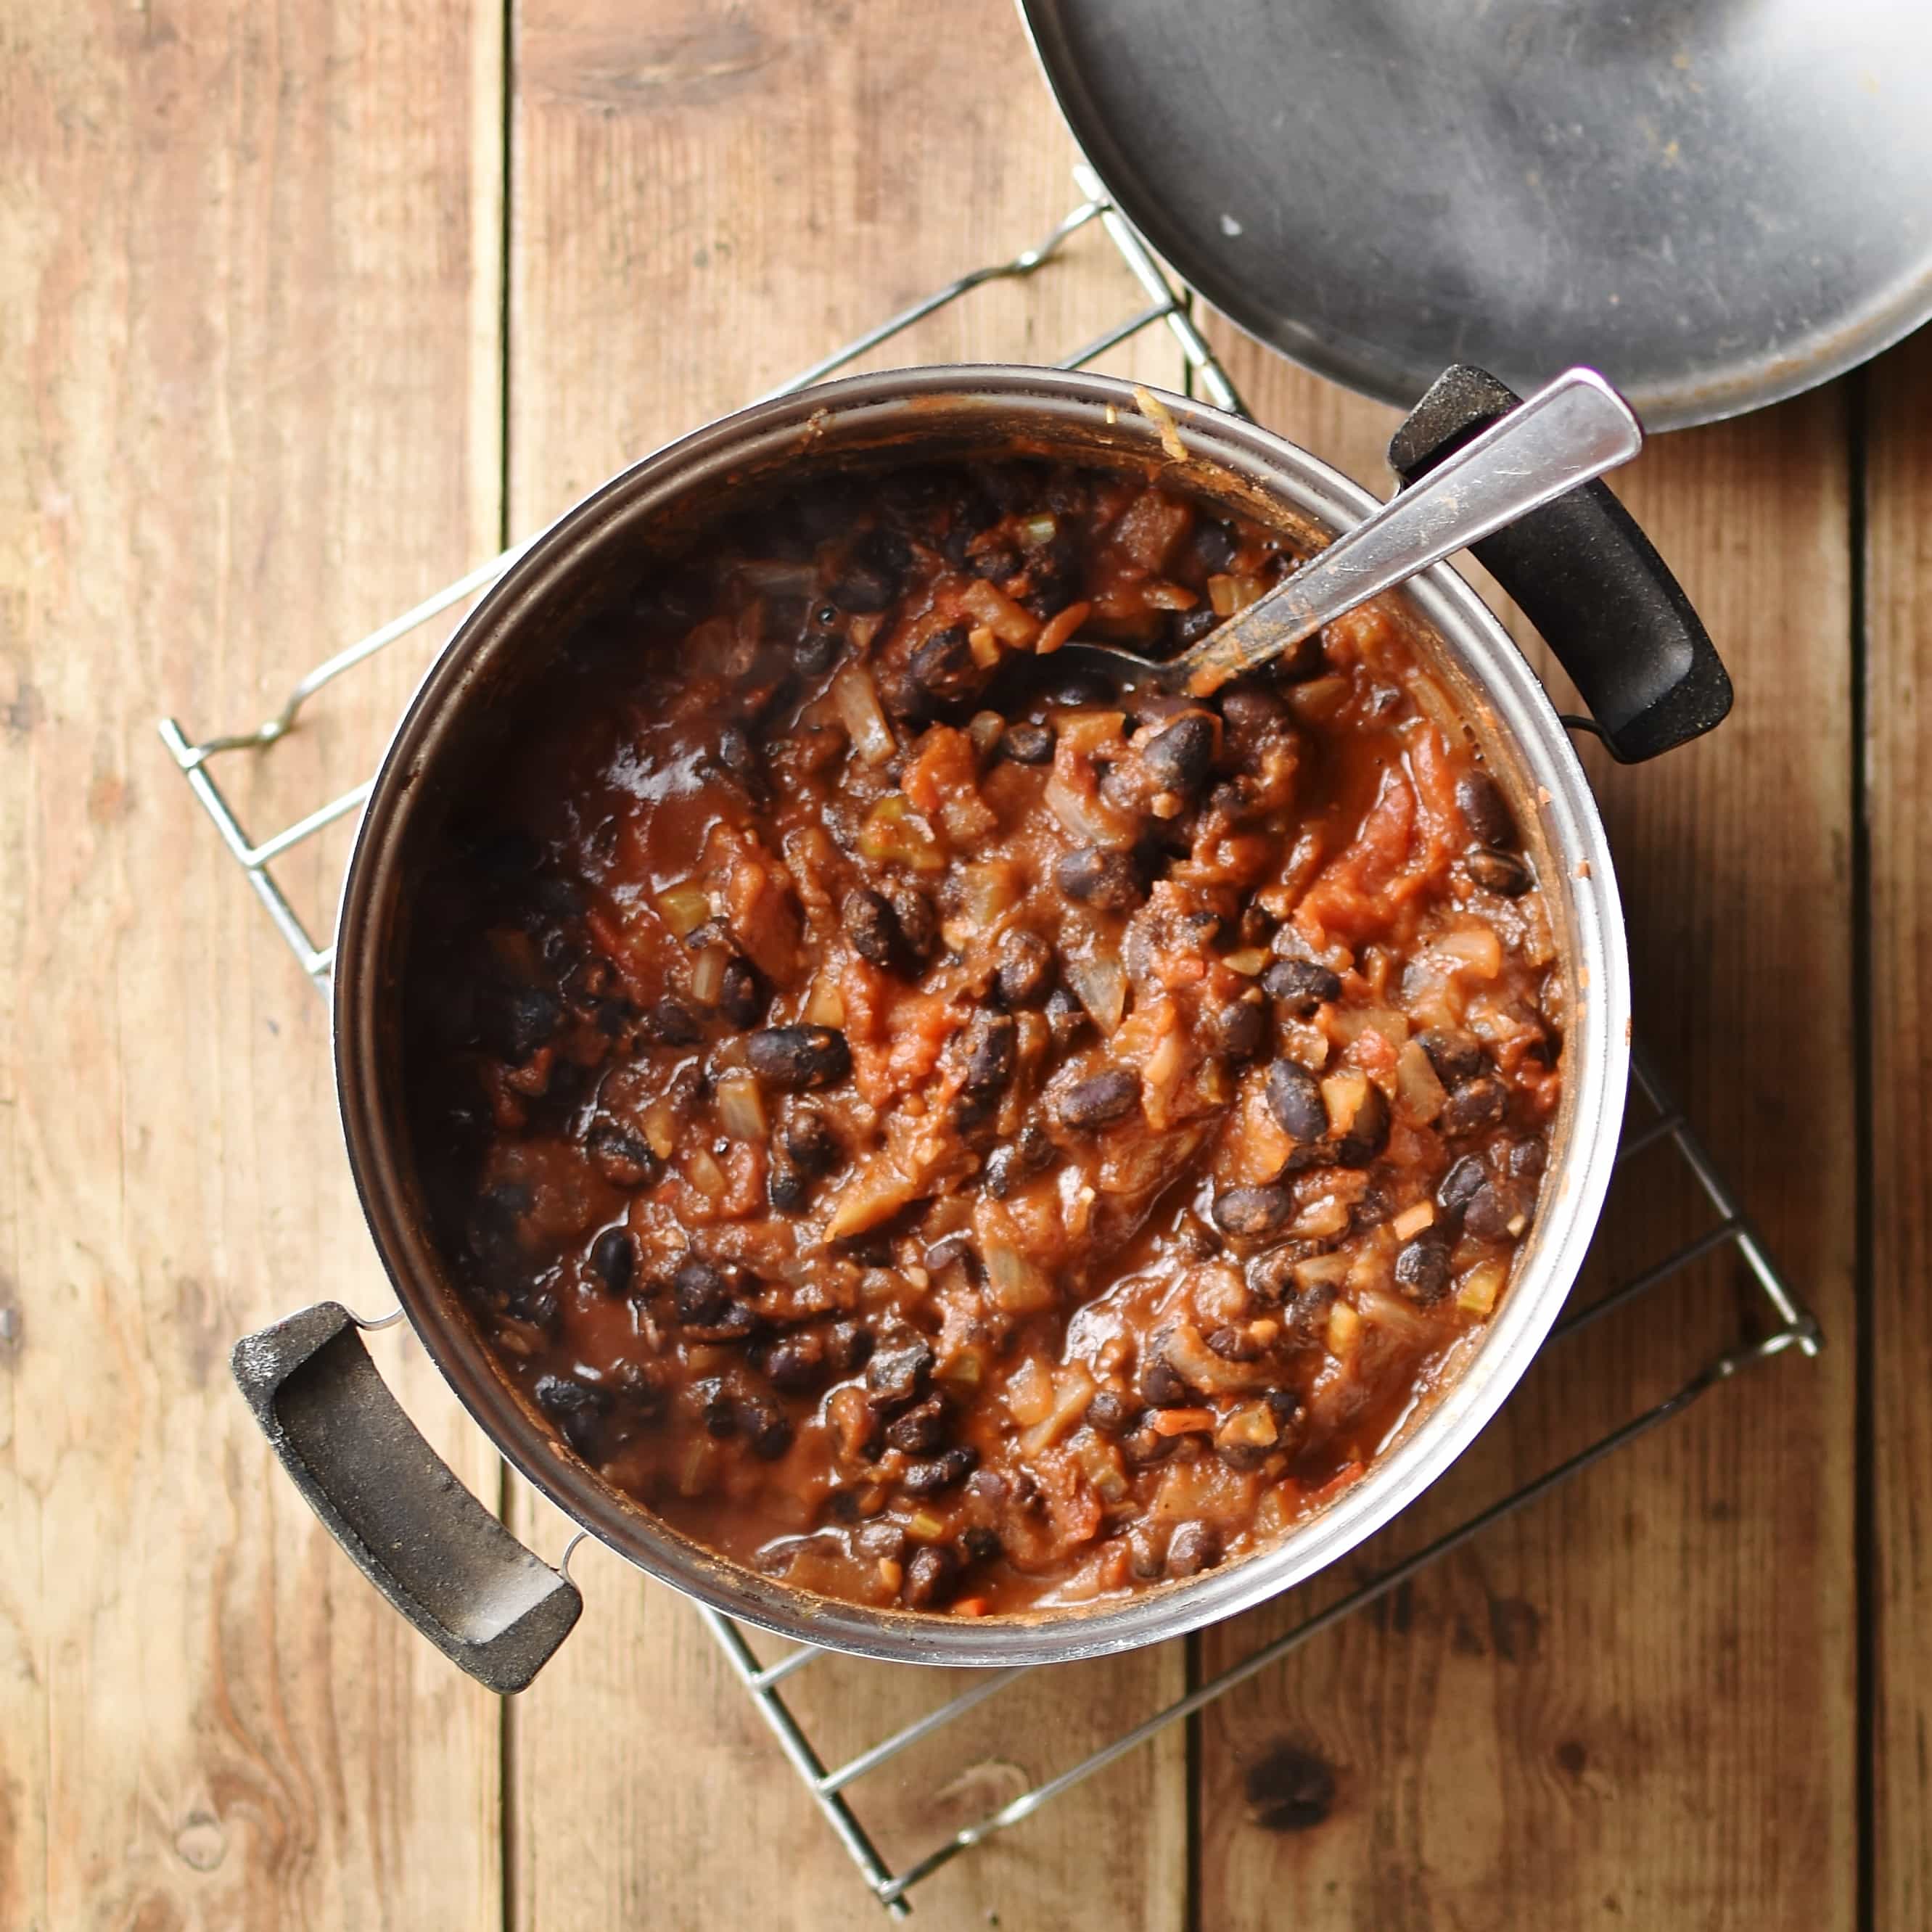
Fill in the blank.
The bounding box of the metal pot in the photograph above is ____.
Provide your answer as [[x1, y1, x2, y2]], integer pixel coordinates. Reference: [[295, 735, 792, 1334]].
[[232, 363, 1727, 1690]]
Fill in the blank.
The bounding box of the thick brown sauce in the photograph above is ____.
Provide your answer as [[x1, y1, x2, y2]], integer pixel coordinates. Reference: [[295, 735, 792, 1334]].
[[406, 456, 1563, 1617]]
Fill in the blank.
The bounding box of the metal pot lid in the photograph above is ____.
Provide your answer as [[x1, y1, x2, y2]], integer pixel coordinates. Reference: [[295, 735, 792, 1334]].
[[1021, 0, 1932, 429]]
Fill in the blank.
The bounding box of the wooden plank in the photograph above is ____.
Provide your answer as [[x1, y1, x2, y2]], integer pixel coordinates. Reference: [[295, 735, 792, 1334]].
[[1192, 340, 1858, 1925], [503, 4, 1191, 1926], [0, 4, 506, 1927], [1867, 327, 1932, 1931]]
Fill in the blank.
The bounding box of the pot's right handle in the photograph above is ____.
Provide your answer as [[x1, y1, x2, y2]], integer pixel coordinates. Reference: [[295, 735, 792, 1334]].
[[231, 1302, 582, 1694], [1388, 363, 1732, 762]]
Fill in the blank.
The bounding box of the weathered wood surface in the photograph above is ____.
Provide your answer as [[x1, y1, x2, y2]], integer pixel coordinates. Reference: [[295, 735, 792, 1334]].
[[1868, 330, 1932, 1932], [1193, 340, 1859, 1929], [0, 2, 509, 1929], [0, 0, 1907, 1927]]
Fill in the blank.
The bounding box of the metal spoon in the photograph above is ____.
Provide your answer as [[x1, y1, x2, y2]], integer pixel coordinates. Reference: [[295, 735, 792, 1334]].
[[1056, 366, 1644, 699]]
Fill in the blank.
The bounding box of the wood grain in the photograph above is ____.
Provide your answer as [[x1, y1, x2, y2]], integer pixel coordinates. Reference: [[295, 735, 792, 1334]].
[[1867, 328, 1932, 1932], [0, 3, 507, 1927], [503, 4, 1191, 1926], [1191, 340, 1859, 1927]]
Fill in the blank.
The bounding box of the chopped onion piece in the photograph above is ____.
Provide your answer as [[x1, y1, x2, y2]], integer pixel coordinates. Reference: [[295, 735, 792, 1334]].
[[1064, 950, 1128, 1035], [1019, 513, 1058, 548], [803, 976, 845, 1027], [831, 663, 897, 765], [858, 795, 945, 872], [959, 577, 1042, 647], [1457, 1257, 1508, 1316], [691, 944, 729, 1006], [715, 1072, 765, 1140], [984, 1237, 1058, 1313], [1325, 1299, 1362, 1359], [656, 884, 712, 938], [1222, 947, 1268, 977], [642, 1101, 678, 1162], [967, 710, 1005, 757], [1006, 1355, 1054, 1426], [1391, 1200, 1436, 1241], [686, 1146, 725, 1199]]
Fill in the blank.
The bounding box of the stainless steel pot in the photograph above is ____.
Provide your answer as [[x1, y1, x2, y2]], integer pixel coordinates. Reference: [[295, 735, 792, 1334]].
[[232, 363, 1727, 1690]]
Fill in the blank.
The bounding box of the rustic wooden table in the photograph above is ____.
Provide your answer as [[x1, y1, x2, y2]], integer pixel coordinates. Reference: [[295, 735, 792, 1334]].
[[3, 2, 1924, 1925]]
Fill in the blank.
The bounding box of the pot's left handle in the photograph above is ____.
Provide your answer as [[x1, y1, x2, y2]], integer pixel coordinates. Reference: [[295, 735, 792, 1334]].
[[231, 1302, 582, 1694]]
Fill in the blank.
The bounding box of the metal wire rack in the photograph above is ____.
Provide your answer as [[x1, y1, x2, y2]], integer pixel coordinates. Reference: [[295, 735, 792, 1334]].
[[160, 164, 1823, 1916]]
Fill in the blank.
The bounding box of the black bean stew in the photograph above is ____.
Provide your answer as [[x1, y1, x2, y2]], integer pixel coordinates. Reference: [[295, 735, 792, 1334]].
[[406, 455, 1563, 1617]]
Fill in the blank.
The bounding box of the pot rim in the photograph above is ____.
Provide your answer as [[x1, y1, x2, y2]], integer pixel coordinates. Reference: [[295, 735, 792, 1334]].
[[334, 363, 1631, 1666]]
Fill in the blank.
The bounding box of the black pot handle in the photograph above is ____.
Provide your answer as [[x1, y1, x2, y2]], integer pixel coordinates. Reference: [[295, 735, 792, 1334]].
[[1387, 363, 1732, 762], [231, 1302, 582, 1693]]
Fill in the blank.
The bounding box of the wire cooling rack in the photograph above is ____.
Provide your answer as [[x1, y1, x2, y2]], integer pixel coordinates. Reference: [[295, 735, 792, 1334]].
[[160, 165, 1823, 1915]]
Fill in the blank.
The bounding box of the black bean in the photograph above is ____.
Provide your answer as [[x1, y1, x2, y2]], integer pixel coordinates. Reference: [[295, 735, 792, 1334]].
[[825, 1319, 873, 1376], [718, 957, 763, 1028], [763, 1330, 826, 1394], [781, 1108, 839, 1172], [907, 625, 977, 707], [887, 883, 938, 963], [1418, 1029, 1487, 1088], [1507, 1138, 1547, 1180], [855, 522, 914, 578], [830, 564, 895, 614], [1465, 1179, 1531, 1244], [1164, 1521, 1220, 1579], [496, 985, 563, 1061], [985, 1123, 1056, 1197], [591, 1226, 636, 1294], [970, 540, 1022, 581], [903, 1543, 961, 1609], [1261, 958, 1342, 1016], [1000, 720, 1055, 765], [962, 1525, 1003, 1563], [534, 1373, 610, 1459], [1140, 1350, 1190, 1408], [1056, 845, 1146, 912], [1440, 1076, 1508, 1138], [1205, 996, 1267, 1062], [1244, 1244, 1299, 1305], [746, 1025, 851, 1090], [1456, 769, 1517, 849], [866, 1331, 935, 1408], [1437, 1154, 1488, 1218], [646, 997, 704, 1046], [673, 1257, 731, 1325], [1044, 985, 1088, 1051], [1265, 1060, 1328, 1143], [1330, 1082, 1391, 1167], [1265, 1388, 1303, 1434], [794, 628, 841, 676], [738, 1393, 795, 1461], [962, 1012, 1016, 1094], [842, 887, 900, 966], [995, 929, 1055, 1006], [1213, 1184, 1296, 1238], [588, 1124, 657, 1189], [855, 1518, 907, 1561], [715, 724, 760, 786], [1191, 519, 1240, 573], [1085, 1388, 1133, 1435], [767, 1153, 810, 1212], [1394, 1233, 1454, 1304], [1055, 1066, 1142, 1130], [1217, 683, 1288, 735], [1122, 1410, 1179, 1466], [1207, 1323, 1263, 1362], [1465, 847, 1534, 897], [1142, 712, 1217, 794], [901, 1445, 978, 1494], [885, 1394, 950, 1455]]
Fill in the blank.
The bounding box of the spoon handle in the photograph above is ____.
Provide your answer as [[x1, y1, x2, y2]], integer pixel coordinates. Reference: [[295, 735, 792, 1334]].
[[1175, 367, 1645, 696]]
